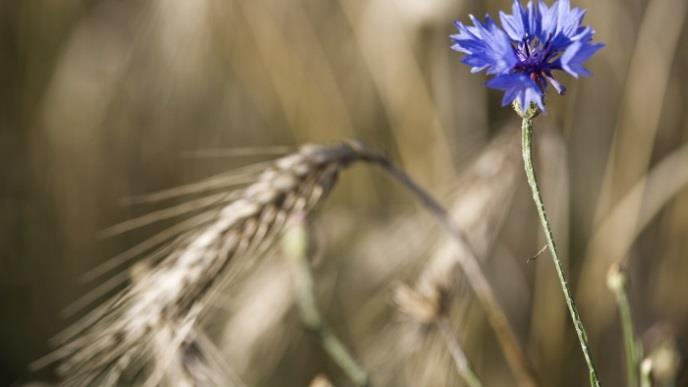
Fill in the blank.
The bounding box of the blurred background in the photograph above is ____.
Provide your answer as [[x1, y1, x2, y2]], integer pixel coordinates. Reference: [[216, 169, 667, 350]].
[[1, 0, 687, 386]]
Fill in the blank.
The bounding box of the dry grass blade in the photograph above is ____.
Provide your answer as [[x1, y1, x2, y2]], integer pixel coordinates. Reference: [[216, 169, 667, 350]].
[[411, 133, 521, 300]]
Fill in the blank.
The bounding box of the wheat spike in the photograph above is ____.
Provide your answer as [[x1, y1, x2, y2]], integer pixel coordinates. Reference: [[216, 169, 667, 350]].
[[37, 142, 364, 386]]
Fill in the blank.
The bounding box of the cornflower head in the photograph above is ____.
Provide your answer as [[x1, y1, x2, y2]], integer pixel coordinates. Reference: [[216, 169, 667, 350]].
[[450, 0, 603, 112]]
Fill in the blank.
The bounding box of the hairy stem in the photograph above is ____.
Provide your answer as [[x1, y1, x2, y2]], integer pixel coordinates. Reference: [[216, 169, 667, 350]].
[[521, 117, 600, 387], [359, 149, 538, 387], [437, 318, 483, 387], [283, 215, 370, 387]]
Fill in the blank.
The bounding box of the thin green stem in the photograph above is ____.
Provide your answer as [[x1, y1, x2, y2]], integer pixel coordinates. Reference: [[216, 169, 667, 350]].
[[521, 117, 601, 387], [608, 265, 640, 387], [283, 216, 370, 387], [618, 290, 640, 387]]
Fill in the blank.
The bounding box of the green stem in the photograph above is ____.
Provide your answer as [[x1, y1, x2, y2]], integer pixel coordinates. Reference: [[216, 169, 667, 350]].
[[608, 265, 640, 387], [618, 290, 639, 387], [521, 117, 601, 387], [284, 217, 370, 387]]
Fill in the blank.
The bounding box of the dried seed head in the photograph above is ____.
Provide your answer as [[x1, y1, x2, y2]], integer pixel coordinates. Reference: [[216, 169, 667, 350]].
[[606, 263, 627, 293], [644, 324, 682, 384], [394, 283, 448, 325], [310, 375, 335, 387], [40, 142, 366, 386]]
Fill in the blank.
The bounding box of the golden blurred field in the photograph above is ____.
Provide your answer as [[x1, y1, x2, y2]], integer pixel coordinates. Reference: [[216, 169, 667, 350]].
[[1, 0, 687, 386]]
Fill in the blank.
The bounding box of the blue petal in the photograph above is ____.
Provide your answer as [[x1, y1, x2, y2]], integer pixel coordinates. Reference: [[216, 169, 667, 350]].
[[526, 1, 542, 40], [523, 87, 546, 112], [500, 1, 527, 41], [560, 41, 604, 78], [539, 0, 557, 40], [500, 1, 541, 42], [451, 15, 518, 75], [486, 74, 545, 111], [540, 0, 588, 49]]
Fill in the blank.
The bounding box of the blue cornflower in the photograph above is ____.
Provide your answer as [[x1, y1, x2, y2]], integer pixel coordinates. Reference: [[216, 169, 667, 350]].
[[451, 0, 603, 111]]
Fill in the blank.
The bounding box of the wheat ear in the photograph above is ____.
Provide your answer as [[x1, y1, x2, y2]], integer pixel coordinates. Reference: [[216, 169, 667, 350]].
[[36, 142, 362, 386]]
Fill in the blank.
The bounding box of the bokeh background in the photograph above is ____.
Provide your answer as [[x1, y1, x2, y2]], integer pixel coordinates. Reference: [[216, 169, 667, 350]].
[[1, 0, 688, 386]]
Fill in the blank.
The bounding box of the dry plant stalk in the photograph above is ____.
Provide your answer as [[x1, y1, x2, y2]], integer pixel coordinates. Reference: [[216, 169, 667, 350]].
[[393, 133, 536, 387], [410, 133, 521, 305]]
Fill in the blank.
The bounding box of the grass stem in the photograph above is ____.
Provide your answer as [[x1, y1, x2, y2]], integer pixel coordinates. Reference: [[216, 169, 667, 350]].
[[283, 215, 370, 387], [607, 264, 640, 387]]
